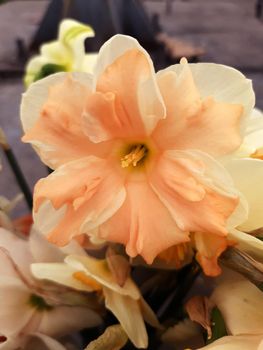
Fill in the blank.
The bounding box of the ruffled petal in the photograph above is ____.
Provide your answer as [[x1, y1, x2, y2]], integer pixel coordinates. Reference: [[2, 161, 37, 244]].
[[225, 158, 263, 231], [103, 287, 148, 349], [84, 35, 165, 142], [33, 157, 126, 246], [153, 61, 247, 157], [150, 150, 240, 236], [99, 179, 189, 264], [21, 73, 110, 169]]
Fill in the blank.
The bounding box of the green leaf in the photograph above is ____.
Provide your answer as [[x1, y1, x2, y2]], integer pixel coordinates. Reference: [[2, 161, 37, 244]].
[[206, 307, 227, 344], [34, 63, 66, 82]]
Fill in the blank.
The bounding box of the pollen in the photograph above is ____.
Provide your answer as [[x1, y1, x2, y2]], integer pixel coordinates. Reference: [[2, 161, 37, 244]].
[[121, 144, 148, 168]]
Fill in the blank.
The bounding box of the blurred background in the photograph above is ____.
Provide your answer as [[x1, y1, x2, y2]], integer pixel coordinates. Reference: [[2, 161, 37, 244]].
[[0, 0, 262, 216]]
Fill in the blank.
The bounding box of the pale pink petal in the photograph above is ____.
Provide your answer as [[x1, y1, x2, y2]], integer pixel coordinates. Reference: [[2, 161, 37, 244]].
[[150, 150, 239, 236], [99, 178, 189, 264], [0, 228, 33, 278], [25, 333, 67, 350], [38, 306, 102, 337], [84, 35, 165, 142], [29, 229, 65, 263], [103, 286, 148, 349], [0, 276, 34, 336], [21, 73, 111, 169], [33, 157, 126, 246], [153, 62, 244, 156], [198, 335, 263, 350]]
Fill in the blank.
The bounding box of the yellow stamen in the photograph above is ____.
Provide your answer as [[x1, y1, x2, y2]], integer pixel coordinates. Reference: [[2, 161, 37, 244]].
[[73, 271, 102, 291], [121, 145, 147, 168]]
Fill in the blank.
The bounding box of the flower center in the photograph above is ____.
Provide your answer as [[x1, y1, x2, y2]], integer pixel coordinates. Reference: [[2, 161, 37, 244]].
[[121, 144, 148, 168], [28, 294, 53, 311]]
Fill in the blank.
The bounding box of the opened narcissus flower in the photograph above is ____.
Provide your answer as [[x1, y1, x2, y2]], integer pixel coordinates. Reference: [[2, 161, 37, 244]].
[[21, 34, 258, 276], [31, 253, 160, 348], [24, 19, 97, 87]]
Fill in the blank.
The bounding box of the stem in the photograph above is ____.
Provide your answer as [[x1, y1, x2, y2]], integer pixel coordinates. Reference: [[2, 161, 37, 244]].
[[0, 131, 32, 209]]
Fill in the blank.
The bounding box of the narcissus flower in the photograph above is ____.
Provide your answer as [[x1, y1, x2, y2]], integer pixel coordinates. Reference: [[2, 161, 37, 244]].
[[21, 35, 255, 275], [31, 254, 160, 348], [24, 19, 97, 87], [0, 228, 101, 344]]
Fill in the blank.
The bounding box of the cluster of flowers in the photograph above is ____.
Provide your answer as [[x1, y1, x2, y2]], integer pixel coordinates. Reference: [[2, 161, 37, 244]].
[[0, 19, 263, 349]]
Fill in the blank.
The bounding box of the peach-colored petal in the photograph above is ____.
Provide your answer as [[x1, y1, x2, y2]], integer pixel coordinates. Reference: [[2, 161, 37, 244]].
[[99, 178, 189, 264], [153, 63, 243, 156], [33, 157, 126, 246], [84, 37, 165, 142], [22, 74, 111, 169], [193, 232, 228, 276], [150, 150, 239, 236]]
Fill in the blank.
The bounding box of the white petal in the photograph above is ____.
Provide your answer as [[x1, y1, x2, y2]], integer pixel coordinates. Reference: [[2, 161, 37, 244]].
[[160, 62, 255, 131], [211, 274, 263, 335], [31, 263, 93, 292], [245, 108, 263, 135], [81, 53, 98, 73], [21, 71, 93, 132], [103, 287, 148, 349], [229, 229, 263, 263], [225, 158, 263, 231], [65, 255, 140, 299], [198, 335, 263, 350]]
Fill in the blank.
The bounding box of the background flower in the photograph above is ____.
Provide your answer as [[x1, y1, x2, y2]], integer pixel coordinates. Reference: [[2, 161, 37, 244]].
[[24, 19, 97, 87]]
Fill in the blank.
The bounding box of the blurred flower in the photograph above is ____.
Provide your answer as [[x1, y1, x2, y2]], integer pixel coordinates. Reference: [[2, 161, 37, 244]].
[[0, 227, 101, 345], [31, 253, 160, 349], [0, 333, 73, 350], [21, 34, 255, 276], [24, 19, 97, 87]]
